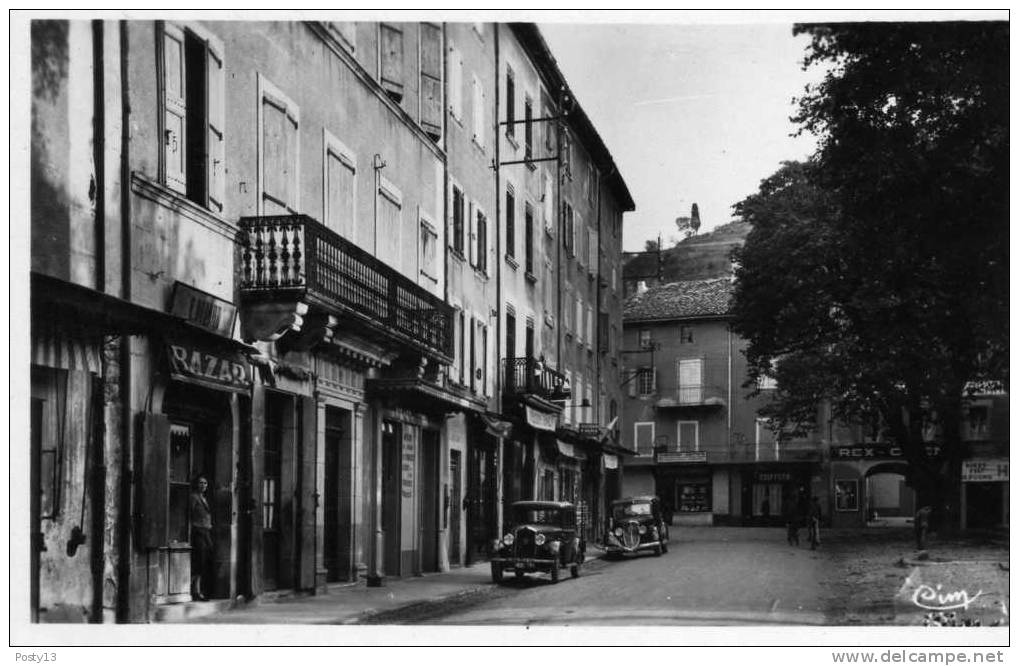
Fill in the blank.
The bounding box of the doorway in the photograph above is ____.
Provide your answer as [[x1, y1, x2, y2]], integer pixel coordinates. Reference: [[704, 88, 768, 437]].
[[262, 394, 285, 591], [420, 429, 440, 573], [449, 450, 462, 565], [324, 406, 352, 582], [381, 420, 402, 576]]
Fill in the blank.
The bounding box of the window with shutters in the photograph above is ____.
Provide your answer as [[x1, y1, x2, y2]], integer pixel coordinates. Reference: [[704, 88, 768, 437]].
[[637, 367, 655, 397], [419, 213, 438, 284], [327, 22, 356, 54], [480, 321, 489, 395], [544, 258, 555, 318], [468, 315, 476, 392], [524, 96, 534, 163], [377, 176, 402, 270], [678, 358, 703, 404], [258, 74, 300, 216], [586, 305, 594, 348], [419, 23, 442, 141], [379, 23, 404, 104], [634, 422, 655, 457], [576, 298, 584, 344], [523, 202, 535, 275], [562, 201, 575, 256], [638, 329, 652, 350], [677, 421, 699, 452], [450, 182, 465, 256], [448, 42, 463, 121], [542, 173, 554, 235], [505, 65, 515, 141], [475, 206, 489, 275], [159, 22, 225, 212], [564, 371, 574, 424], [323, 130, 356, 240], [472, 75, 486, 149], [505, 184, 515, 261]]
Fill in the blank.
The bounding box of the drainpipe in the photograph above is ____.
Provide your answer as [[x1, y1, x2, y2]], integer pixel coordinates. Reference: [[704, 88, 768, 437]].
[[115, 19, 134, 623]]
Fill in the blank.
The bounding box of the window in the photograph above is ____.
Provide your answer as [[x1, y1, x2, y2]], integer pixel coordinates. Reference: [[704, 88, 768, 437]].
[[562, 201, 575, 256], [524, 96, 534, 162], [448, 42, 463, 121], [258, 74, 299, 215], [419, 214, 438, 284], [677, 421, 699, 452], [588, 228, 598, 272], [323, 130, 355, 239], [542, 173, 554, 234], [586, 305, 594, 348], [379, 23, 404, 103], [964, 405, 991, 440], [576, 213, 583, 263], [543, 99, 555, 151], [454, 307, 465, 385], [564, 371, 574, 424], [419, 23, 442, 141], [327, 22, 356, 54], [588, 163, 597, 203], [505, 307, 516, 361], [505, 184, 515, 260], [524, 202, 534, 274], [678, 358, 703, 404], [468, 315, 476, 392], [638, 329, 652, 350], [544, 258, 555, 316], [472, 205, 488, 274], [160, 23, 225, 212], [450, 183, 465, 255], [524, 316, 535, 359], [472, 75, 485, 148], [377, 176, 402, 269], [679, 325, 694, 343], [505, 65, 515, 140], [480, 321, 489, 395], [576, 298, 584, 344], [637, 367, 656, 397], [634, 422, 655, 456], [835, 479, 859, 512], [168, 423, 193, 543]]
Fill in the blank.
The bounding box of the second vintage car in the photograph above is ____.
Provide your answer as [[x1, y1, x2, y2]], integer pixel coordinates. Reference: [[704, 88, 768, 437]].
[[490, 501, 585, 584], [604, 496, 670, 558]]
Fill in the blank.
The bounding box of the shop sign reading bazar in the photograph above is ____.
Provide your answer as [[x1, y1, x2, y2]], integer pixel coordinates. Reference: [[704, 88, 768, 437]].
[[167, 341, 253, 393]]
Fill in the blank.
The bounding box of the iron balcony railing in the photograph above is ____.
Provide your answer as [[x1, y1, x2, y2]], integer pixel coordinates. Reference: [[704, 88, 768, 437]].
[[239, 214, 453, 359], [502, 356, 570, 402], [654, 383, 728, 408]]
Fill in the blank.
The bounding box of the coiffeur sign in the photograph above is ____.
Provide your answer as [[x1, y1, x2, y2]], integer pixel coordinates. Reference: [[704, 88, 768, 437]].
[[167, 341, 252, 394]]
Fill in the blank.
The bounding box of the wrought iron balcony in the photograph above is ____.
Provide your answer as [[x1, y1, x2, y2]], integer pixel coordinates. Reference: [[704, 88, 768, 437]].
[[654, 384, 728, 409], [239, 214, 453, 360], [502, 356, 570, 403]]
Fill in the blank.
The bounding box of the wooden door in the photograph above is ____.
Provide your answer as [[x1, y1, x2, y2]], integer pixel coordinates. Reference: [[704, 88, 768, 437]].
[[381, 420, 402, 576], [419, 430, 440, 573], [262, 395, 284, 590], [449, 450, 462, 565]]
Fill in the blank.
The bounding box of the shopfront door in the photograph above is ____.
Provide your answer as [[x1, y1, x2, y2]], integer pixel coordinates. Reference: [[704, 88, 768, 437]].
[[420, 429, 440, 573], [324, 407, 352, 582], [449, 450, 462, 565], [381, 420, 402, 576], [262, 394, 285, 591]]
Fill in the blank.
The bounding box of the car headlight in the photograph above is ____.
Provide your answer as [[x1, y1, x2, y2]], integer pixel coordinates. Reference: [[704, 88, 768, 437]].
[[535, 533, 546, 546], [613, 527, 623, 537], [502, 533, 515, 546], [638, 525, 647, 535]]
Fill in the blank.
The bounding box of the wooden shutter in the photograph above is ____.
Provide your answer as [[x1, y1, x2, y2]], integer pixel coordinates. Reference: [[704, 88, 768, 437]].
[[679, 422, 698, 452], [468, 202, 477, 267], [472, 76, 485, 147], [448, 43, 462, 118], [206, 38, 225, 213], [628, 369, 637, 398], [163, 23, 187, 194], [139, 412, 171, 549], [679, 358, 702, 403], [419, 23, 442, 138], [379, 23, 404, 101]]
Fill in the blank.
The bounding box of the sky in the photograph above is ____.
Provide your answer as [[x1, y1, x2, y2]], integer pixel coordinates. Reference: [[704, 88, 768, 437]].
[[539, 20, 820, 252]]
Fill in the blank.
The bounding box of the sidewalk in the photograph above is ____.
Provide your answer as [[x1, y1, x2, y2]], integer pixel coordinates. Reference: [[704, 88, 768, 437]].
[[173, 542, 610, 625]]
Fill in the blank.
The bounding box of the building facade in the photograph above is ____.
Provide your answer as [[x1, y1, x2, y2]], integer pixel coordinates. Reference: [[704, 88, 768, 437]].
[[28, 18, 632, 623]]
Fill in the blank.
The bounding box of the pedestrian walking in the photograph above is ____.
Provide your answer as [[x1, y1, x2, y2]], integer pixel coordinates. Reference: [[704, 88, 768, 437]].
[[914, 505, 932, 550], [807, 496, 822, 550], [190, 475, 214, 601], [783, 496, 800, 546]]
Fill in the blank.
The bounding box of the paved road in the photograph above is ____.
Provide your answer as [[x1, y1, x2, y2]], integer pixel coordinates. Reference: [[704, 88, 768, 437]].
[[372, 527, 829, 625]]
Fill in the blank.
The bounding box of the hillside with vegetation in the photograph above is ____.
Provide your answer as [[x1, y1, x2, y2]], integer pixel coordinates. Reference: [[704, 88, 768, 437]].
[[624, 221, 750, 284]]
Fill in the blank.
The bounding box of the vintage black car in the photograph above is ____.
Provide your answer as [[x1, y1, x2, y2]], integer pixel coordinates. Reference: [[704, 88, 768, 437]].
[[490, 501, 585, 584], [604, 496, 669, 557]]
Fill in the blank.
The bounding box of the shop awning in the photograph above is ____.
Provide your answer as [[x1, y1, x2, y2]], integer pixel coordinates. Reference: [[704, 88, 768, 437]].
[[557, 440, 585, 460]]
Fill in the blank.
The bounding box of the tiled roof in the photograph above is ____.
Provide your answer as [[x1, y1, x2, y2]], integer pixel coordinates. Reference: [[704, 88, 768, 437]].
[[623, 277, 733, 322]]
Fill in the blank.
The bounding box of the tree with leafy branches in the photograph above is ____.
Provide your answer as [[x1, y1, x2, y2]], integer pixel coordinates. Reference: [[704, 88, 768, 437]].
[[731, 22, 1008, 528]]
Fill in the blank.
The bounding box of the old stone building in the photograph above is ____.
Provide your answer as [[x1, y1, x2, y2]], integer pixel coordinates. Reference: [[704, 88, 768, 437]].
[[28, 18, 632, 622]]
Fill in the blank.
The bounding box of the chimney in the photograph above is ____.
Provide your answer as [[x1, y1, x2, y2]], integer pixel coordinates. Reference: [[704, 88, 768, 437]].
[[637, 280, 648, 295]]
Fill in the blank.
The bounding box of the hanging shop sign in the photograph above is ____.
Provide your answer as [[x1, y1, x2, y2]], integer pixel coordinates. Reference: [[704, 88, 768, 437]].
[[603, 454, 619, 470], [830, 444, 941, 460], [961, 459, 1008, 483], [578, 423, 602, 439], [401, 432, 416, 498], [166, 340, 252, 393], [525, 405, 558, 432], [170, 282, 238, 338], [754, 471, 793, 483]]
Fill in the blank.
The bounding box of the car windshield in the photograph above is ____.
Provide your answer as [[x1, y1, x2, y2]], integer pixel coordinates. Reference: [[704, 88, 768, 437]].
[[613, 502, 652, 519], [512, 507, 563, 525]]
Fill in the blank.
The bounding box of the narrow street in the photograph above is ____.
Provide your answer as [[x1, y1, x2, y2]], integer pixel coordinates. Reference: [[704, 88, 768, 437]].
[[365, 528, 828, 625]]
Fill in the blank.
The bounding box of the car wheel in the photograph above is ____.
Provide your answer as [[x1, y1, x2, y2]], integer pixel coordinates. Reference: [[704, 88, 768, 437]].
[[661, 539, 669, 554], [515, 570, 525, 580], [490, 562, 504, 584], [570, 563, 580, 578], [550, 562, 560, 584], [654, 543, 663, 557]]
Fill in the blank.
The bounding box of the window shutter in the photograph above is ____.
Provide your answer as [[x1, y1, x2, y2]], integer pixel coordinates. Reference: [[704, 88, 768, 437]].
[[449, 44, 463, 118], [472, 76, 485, 147], [628, 369, 636, 397], [468, 202, 477, 266], [679, 422, 698, 452], [139, 412, 170, 549], [162, 23, 187, 194], [652, 367, 658, 394], [206, 38, 225, 213], [379, 23, 404, 102], [419, 23, 442, 139]]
